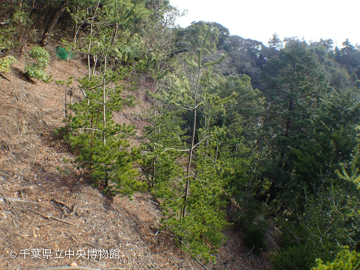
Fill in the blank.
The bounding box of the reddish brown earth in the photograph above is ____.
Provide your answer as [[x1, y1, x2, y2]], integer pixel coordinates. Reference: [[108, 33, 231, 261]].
[[0, 44, 271, 270]]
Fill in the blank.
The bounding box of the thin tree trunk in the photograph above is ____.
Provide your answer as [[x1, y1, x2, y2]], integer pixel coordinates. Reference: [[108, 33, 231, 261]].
[[92, 55, 97, 76], [111, 23, 119, 47], [64, 87, 68, 136], [64, 87, 67, 118], [284, 97, 293, 138], [152, 81, 158, 185], [182, 66, 201, 219], [40, 0, 70, 46], [103, 55, 107, 145], [89, 105, 102, 173], [87, 0, 101, 80], [28, 0, 36, 16], [280, 97, 293, 167], [73, 14, 89, 52], [89, 111, 95, 143]]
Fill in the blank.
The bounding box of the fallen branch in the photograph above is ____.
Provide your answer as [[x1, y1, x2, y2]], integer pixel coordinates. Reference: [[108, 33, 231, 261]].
[[196, 258, 209, 270], [13, 232, 30, 238], [14, 206, 78, 227], [2, 197, 19, 219], [50, 198, 77, 217], [0, 197, 40, 204], [245, 245, 255, 256], [76, 171, 83, 184], [0, 211, 7, 222], [35, 267, 105, 270], [0, 73, 11, 82], [42, 108, 56, 112]]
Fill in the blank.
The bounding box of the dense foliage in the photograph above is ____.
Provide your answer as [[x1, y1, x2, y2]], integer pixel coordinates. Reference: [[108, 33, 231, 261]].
[[2, 0, 360, 267]]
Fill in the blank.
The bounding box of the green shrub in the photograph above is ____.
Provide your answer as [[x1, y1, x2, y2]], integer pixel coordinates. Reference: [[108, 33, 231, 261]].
[[312, 247, 360, 270], [271, 241, 334, 270], [243, 226, 268, 254], [25, 46, 51, 81], [232, 198, 269, 254], [0, 55, 17, 73], [271, 184, 360, 270]]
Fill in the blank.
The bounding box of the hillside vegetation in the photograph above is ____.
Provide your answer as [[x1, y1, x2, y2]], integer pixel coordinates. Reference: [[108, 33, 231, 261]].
[[1, 1, 360, 269]]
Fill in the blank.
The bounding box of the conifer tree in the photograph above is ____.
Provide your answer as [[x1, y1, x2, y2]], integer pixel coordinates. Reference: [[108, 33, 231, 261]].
[[60, 0, 151, 196], [143, 22, 236, 262], [261, 42, 360, 269], [260, 42, 330, 197]]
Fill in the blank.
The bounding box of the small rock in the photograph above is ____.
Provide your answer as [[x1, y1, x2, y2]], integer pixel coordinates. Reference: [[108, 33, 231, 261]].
[[71, 262, 79, 267]]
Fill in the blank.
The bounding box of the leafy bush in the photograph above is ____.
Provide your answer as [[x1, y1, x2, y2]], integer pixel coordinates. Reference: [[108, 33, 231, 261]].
[[25, 46, 51, 81], [243, 226, 268, 254], [230, 196, 269, 255], [272, 241, 334, 270], [0, 55, 17, 73], [312, 247, 360, 270], [271, 183, 360, 270], [151, 151, 230, 263]]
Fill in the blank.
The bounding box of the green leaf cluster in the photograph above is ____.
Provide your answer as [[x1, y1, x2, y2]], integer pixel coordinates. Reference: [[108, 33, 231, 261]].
[[0, 55, 16, 73], [312, 247, 360, 270], [25, 46, 51, 81]]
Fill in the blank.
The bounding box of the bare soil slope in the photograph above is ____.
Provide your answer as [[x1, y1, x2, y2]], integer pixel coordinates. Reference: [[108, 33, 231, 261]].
[[0, 45, 270, 270]]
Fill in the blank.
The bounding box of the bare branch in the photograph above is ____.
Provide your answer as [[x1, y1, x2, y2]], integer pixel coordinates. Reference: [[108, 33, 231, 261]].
[[0, 197, 39, 204], [161, 148, 190, 154], [192, 135, 213, 150], [160, 135, 213, 154], [82, 128, 103, 133]]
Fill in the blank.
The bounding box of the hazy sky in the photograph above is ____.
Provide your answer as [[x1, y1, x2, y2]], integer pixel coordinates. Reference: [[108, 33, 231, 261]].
[[170, 0, 359, 47]]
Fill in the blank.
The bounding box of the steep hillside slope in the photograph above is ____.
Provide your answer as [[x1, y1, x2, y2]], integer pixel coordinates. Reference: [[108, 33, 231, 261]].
[[0, 44, 270, 270]]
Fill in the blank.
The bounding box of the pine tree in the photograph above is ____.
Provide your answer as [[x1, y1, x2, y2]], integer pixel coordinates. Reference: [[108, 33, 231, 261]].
[[143, 22, 236, 262], [65, 67, 145, 195], [59, 0, 151, 196], [260, 42, 331, 197]]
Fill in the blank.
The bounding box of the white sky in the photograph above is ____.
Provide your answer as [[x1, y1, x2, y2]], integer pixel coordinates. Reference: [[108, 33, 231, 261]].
[[170, 0, 360, 47]]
